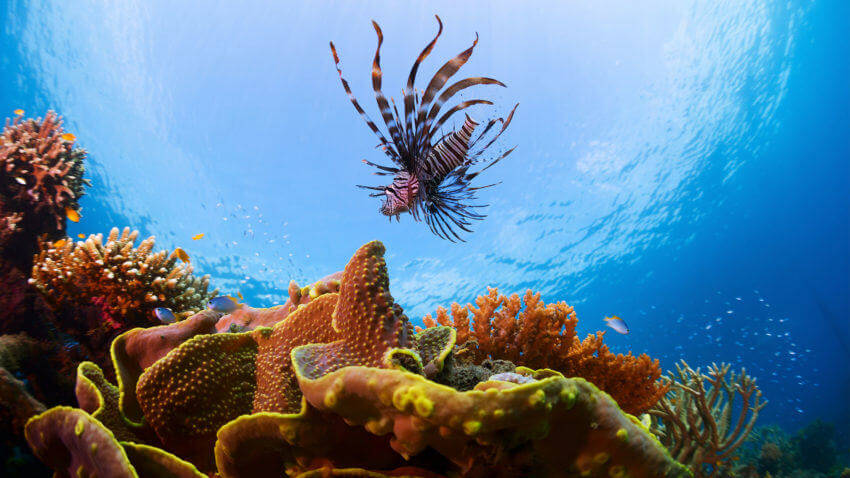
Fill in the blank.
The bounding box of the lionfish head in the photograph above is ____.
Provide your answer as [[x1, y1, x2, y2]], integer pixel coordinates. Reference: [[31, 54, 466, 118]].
[[379, 194, 409, 216], [379, 171, 419, 217]]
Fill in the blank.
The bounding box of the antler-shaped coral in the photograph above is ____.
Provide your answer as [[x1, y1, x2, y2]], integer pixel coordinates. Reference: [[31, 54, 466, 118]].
[[649, 360, 766, 477]]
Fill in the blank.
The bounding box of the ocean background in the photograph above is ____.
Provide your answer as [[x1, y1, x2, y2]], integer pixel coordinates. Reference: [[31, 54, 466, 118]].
[[2, 0, 847, 435]]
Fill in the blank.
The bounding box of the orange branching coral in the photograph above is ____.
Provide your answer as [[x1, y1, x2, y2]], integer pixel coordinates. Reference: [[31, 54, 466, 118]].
[[30, 227, 217, 329], [423, 287, 667, 414]]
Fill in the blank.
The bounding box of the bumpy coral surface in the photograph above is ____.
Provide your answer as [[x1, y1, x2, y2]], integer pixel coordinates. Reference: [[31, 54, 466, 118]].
[[25, 241, 689, 477], [31, 227, 216, 330], [0, 112, 87, 259], [423, 287, 668, 414]]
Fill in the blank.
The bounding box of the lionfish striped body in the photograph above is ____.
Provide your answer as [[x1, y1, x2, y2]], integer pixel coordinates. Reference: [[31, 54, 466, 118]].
[[330, 16, 518, 241]]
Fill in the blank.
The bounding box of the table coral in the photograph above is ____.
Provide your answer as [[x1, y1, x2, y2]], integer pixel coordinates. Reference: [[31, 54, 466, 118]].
[[422, 287, 667, 414], [648, 360, 765, 477]]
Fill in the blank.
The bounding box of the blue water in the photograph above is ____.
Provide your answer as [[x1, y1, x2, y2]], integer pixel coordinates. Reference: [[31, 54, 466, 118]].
[[2, 0, 847, 434]]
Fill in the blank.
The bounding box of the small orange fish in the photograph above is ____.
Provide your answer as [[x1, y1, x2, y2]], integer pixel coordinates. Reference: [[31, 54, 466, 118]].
[[13, 109, 23, 116], [61, 133, 76, 142], [237, 291, 244, 300], [65, 208, 80, 222], [192, 233, 204, 240], [173, 247, 190, 263], [53, 238, 67, 248], [77, 233, 86, 239]]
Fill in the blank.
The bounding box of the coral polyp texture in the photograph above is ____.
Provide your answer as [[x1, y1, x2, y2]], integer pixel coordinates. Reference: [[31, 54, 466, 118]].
[[422, 287, 668, 415], [0, 111, 86, 265], [31, 226, 216, 329], [24, 240, 690, 477]]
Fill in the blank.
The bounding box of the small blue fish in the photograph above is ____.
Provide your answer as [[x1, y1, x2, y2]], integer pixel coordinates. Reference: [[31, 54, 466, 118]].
[[208, 296, 238, 314], [154, 307, 176, 324], [604, 316, 630, 335]]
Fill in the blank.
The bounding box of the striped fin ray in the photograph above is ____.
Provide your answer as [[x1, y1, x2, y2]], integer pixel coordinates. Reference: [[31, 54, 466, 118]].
[[370, 21, 409, 161], [329, 42, 400, 162], [422, 77, 505, 138], [404, 15, 443, 149], [414, 33, 479, 155], [422, 99, 492, 148], [469, 103, 519, 160]]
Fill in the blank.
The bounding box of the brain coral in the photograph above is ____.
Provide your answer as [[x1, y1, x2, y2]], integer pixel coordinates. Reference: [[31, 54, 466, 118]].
[[423, 287, 668, 414], [25, 240, 689, 477]]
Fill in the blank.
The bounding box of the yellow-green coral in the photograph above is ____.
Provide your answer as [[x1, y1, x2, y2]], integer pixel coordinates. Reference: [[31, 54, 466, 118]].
[[290, 362, 690, 477], [136, 333, 258, 468]]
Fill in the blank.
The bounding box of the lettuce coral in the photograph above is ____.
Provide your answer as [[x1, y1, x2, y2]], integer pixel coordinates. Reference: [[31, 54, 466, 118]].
[[24, 240, 690, 477], [422, 287, 668, 414]]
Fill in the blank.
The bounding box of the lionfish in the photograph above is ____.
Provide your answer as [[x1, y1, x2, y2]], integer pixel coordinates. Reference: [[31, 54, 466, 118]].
[[330, 16, 518, 241]]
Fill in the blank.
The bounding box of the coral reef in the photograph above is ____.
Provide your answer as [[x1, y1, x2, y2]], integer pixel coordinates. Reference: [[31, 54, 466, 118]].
[[789, 419, 839, 474], [0, 111, 88, 475], [24, 241, 689, 477], [31, 227, 216, 327], [731, 421, 850, 477], [0, 111, 87, 270], [28, 227, 217, 372], [649, 360, 766, 477], [214, 271, 342, 332], [422, 287, 668, 414]]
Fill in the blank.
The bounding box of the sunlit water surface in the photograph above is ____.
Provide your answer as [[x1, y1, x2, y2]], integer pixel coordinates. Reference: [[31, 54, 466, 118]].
[[2, 0, 848, 431]]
